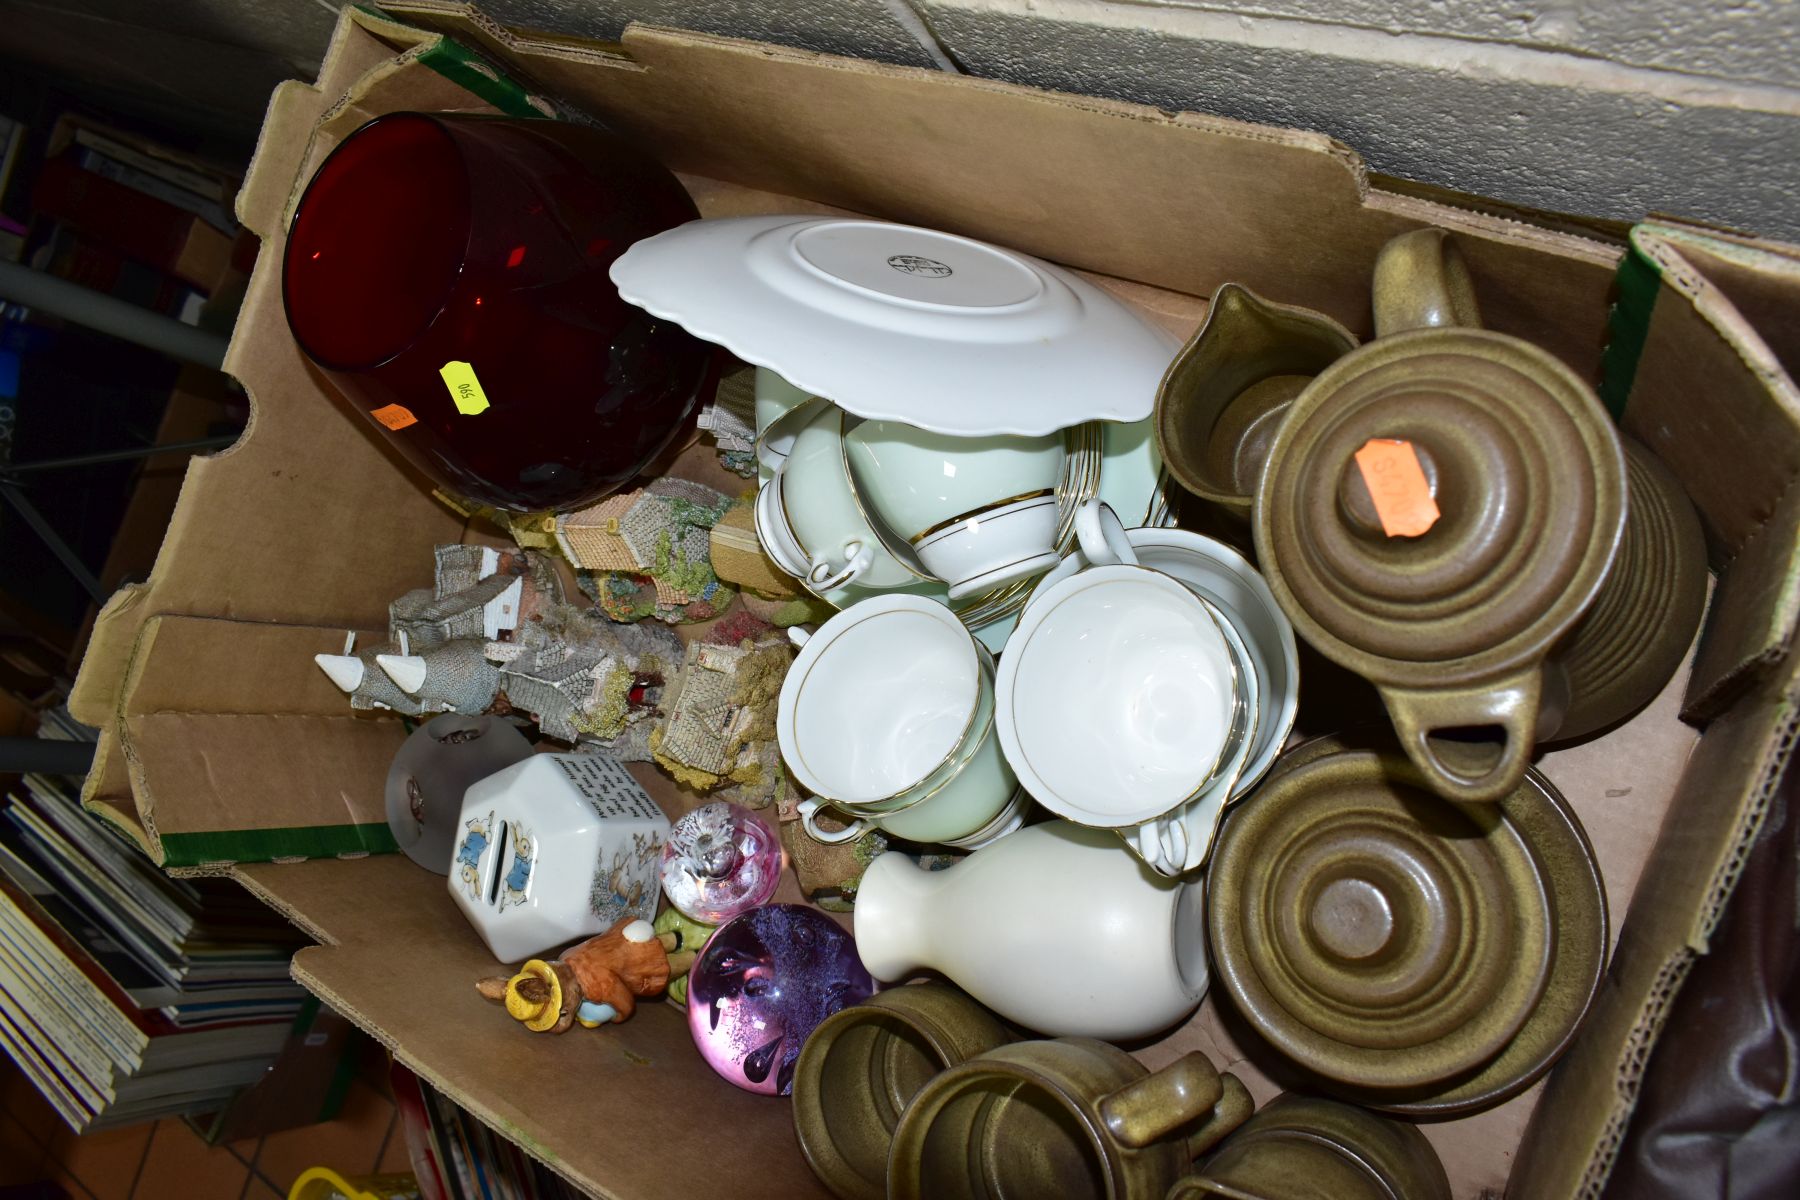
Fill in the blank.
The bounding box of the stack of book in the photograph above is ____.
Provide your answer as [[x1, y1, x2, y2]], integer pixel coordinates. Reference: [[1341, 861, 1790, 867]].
[[0, 716, 309, 1130], [394, 1063, 583, 1200], [9, 113, 241, 321]]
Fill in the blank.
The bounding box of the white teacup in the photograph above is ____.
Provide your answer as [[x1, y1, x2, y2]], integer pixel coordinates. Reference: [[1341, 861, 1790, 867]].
[[1025, 503, 1296, 875], [1125, 602, 1256, 876], [754, 405, 931, 594], [779, 595, 1018, 844], [845, 420, 1063, 601], [996, 500, 1240, 831]]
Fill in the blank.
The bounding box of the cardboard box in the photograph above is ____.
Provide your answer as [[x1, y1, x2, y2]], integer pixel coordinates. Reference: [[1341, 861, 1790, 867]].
[[66, 4, 1800, 1197]]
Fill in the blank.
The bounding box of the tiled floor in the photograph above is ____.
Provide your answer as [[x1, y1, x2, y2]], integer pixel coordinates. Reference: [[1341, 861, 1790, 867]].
[[0, 1039, 413, 1200]]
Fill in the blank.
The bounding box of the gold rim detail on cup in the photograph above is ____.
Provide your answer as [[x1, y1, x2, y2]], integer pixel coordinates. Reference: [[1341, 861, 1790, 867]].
[[810, 648, 1001, 823], [790, 617, 995, 811], [910, 489, 1057, 545], [1004, 565, 1240, 828], [951, 421, 1104, 628]]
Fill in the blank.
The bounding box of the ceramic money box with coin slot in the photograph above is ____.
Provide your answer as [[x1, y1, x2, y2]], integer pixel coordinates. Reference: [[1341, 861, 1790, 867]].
[[449, 752, 671, 963]]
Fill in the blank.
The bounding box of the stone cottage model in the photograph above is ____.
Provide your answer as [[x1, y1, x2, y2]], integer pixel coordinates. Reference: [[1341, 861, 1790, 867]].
[[555, 477, 735, 619], [488, 612, 683, 750], [315, 544, 562, 713], [651, 618, 794, 807], [390, 544, 564, 649]]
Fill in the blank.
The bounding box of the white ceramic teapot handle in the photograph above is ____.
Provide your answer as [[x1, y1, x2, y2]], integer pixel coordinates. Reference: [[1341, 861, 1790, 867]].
[[798, 798, 869, 845], [1075, 499, 1138, 567], [806, 540, 874, 593]]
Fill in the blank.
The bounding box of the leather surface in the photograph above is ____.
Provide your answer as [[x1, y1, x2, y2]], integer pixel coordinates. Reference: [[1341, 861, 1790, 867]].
[[1604, 743, 1800, 1199]]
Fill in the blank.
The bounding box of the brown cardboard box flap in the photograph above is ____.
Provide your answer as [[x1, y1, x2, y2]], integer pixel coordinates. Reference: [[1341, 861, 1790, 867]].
[[1512, 652, 1800, 1199], [120, 615, 389, 720], [120, 711, 402, 868], [67, 582, 148, 729], [1611, 224, 1800, 719], [110, 615, 401, 867], [75, 5, 1800, 1197]]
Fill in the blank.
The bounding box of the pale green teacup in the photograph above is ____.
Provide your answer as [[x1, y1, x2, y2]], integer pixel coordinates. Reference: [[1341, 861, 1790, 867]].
[[754, 405, 931, 594], [846, 420, 1063, 601]]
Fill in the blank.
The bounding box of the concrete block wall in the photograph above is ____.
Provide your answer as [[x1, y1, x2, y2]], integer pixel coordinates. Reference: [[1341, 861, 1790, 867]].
[[4, 0, 1795, 239], [482, 0, 1800, 241], [915, 0, 1800, 240]]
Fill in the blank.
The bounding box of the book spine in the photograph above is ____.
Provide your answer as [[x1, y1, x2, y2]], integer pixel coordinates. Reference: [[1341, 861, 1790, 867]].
[[30, 157, 224, 287], [74, 148, 234, 233], [69, 127, 226, 203]]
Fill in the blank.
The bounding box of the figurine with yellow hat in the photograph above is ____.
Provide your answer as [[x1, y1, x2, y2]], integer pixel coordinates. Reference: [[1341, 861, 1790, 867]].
[[476, 916, 697, 1032]]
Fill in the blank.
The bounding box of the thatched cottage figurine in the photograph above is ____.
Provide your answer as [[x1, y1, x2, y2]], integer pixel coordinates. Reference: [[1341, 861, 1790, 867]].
[[488, 608, 683, 750], [651, 613, 793, 807], [558, 477, 736, 623]]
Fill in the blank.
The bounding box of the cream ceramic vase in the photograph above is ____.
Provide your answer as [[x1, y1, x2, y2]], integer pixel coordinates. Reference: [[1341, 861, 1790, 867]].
[[853, 820, 1210, 1040]]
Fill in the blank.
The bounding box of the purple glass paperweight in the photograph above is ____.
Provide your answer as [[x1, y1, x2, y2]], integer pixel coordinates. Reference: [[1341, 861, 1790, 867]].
[[660, 801, 785, 924], [687, 904, 874, 1096]]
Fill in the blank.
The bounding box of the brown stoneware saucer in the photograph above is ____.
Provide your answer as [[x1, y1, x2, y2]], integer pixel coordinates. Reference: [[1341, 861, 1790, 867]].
[[1207, 733, 1607, 1114]]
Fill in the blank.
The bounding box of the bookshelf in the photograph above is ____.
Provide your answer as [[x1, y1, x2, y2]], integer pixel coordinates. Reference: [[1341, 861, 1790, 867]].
[[0, 64, 251, 697]]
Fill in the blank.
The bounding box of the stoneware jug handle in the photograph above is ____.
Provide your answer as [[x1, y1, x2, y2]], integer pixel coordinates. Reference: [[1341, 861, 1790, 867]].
[[1381, 668, 1542, 803], [1075, 499, 1138, 567], [1184, 1073, 1253, 1158], [797, 798, 869, 845], [1098, 1051, 1223, 1150], [1372, 228, 1483, 338]]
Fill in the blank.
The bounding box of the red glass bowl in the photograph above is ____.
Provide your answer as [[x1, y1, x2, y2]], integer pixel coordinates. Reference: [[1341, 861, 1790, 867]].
[[283, 112, 712, 513]]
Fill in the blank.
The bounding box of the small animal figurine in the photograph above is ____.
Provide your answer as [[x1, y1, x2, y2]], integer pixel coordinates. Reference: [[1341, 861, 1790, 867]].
[[653, 907, 717, 1008], [476, 916, 697, 1033]]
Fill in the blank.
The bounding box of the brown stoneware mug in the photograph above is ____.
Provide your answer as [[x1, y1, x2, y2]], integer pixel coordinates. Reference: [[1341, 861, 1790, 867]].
[[1256, 227, 1643, 802], [1171, 1093, 1451, 1200], [889, 1040, 1252, 1200], [1155, 283, 1358, 517], [791, 984, 1013, 1200]]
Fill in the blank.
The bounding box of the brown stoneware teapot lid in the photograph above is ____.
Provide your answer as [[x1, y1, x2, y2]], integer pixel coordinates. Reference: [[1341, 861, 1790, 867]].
[[1205, 734, 1595, 1103], [1254, 229, 1626, 802], [1207, 746, 1554, 1092]]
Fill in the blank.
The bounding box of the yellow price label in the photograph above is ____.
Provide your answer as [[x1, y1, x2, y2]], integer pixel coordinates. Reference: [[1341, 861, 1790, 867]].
[[439, 360, 490, 415]]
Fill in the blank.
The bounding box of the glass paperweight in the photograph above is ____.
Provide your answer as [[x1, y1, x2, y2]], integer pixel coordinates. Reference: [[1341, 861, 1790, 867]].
[[385, 714, 534, 874], [660, 801, 784, 924], [687, 904, 874, 1095]]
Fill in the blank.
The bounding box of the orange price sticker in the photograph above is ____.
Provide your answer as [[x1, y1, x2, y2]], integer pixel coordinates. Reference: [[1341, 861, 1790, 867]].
[[1353, 438, 1440, 538], [370, 403, 418, 431]]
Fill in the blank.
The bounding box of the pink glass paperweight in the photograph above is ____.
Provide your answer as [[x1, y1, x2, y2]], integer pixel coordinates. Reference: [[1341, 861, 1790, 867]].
[[687, 904, 874, 1095], [660, 801, 784, 925]]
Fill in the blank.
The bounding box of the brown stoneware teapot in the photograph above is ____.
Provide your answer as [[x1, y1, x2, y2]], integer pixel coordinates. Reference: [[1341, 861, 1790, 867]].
[[1255, 228, 1705, 802]]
